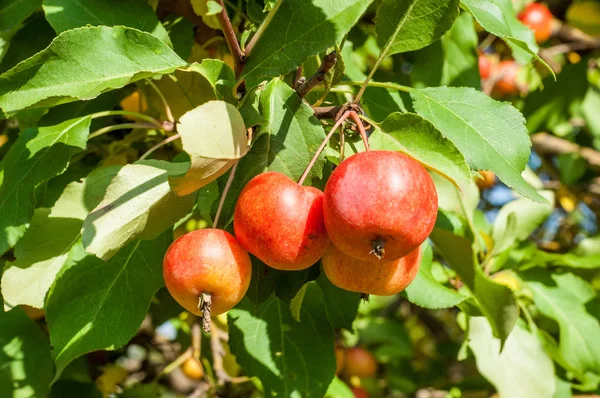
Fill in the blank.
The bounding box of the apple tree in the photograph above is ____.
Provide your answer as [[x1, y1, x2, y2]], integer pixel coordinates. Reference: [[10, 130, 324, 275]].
[[1, 0, 600, 397]]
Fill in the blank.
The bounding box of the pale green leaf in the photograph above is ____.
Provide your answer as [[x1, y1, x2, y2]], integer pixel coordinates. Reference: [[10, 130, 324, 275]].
[[375, 0, 459, 55], [521, 269, 600, 375], [82, 162, 195, 260], [169, 100, 248, 196], [404, 244, 466, 309], [0, 116, 90, 255], [0, 305, 53, 398], [42, 0, 171, 45], [0, 26, 186, 115], [370, 112, 471, 192], [492, 190, 554, 253], [190, 0, 220, 30], [241, 0, 373, 84], [46, 232, 171, 376], [325, 377, 353, 398], [411, 86, 546, 203], [1, 166, 120, 310], [468, 318, 556, 398], [218, 79, 326, 227], [228, 283, 335, 397], [430, 227, 518, 343]]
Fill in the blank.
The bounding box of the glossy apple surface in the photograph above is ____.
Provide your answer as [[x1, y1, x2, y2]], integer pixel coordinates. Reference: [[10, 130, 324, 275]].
[[234, 172, 329, 270], [494, 60, 523, 96], [322, 244, 422, 296], [519, 3, 553, 42], [163, 229, 251, 315], [479, 54, 493, 79], [323, 150, 437, 261]]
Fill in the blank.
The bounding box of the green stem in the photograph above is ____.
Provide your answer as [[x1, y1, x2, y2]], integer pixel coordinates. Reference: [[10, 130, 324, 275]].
[[90, 110, 162, 129], [213, 160, 239, 229], [88, 123, 157, 139], [145, 79, 175, 123], [343, 80, 413, 93], [244, 0, 283, 56], [139, 133, 181, 160], [156, 348, 192, 380]]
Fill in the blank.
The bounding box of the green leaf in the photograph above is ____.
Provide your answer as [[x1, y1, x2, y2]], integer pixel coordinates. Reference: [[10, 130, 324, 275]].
[[290, 283, 308, 322], [325, 377, 353, 398], [196, 180, 219, 224], [1, 165, 119, 310], [42, 0, 171, 45], [241, 0, 373, 85], [0, 116, 91, 255], [461, 0, 539, 64], [491, 190, 554, 253], [411, 86, 546, 203], [82, 162, 195, 260], [169, 100, 248, 196], [375, 0, 459, 55], [46, 232, 172, 377], [521, 269, 600, 375], [404, 244, 466, 309], [218, 79, 326, 226], [0, 26, 186, 115], [370, 112, 471, 192], [468, 318, 556, 398], [228, 283, 335, 397], [317, 273, 360, 330], [0, 0, 41, 34], [0, 305, 54, 398], [190, 0, 220, 30], [430, 227, 518, 343]]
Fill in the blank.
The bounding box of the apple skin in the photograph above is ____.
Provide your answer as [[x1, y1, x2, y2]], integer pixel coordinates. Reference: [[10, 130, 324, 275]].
[[163, 229, 252, 315], [479, 54, 493, 79], [234, 172, 329, 271], [323, 150, 437, 262], [343, 347, 378, 379], [476, 170, 496, 190], [494, 60, 523, 97], [519, 3, 553, 43], [335, 345, 346, 375], [322, 244, 422, 296], [351, 387, 369, 398]]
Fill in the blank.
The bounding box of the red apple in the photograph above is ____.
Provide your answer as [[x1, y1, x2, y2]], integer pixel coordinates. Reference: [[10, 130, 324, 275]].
[[479, 54, 493, 79], [163, 229, 252, 315], [234, 172, 329, 271], [322, 244, 422, 295], [323, 150, 437, 262], [519, 3, 553, 43], [475, 170, 496, 190], [494, 60, 525, 97], [335, 345, 346, 375], [343, 347, 378, 379], [351, 387, 369, 398]]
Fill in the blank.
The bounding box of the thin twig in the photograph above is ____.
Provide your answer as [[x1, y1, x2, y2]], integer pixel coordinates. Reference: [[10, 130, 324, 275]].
[[298, 111, 351, 185], [215, 0, 245, 76], [90, 110, 163, 129], [296, 51, 337, 98], [244, 0, 283, 57], [347, 111, 370, 152], [155, 348, 192, 380], [293, 66, 304, 90], [139, 133, 181, 160], [210, 323, 231, 384], [146, 79, 175, 123], [199, 293, 212, 334], [532, 132, 600, 172], [191, 322, 202, 359], [88, 123, 158, 139], [312, 105, 342, 119], [213, 160, 239, 229]]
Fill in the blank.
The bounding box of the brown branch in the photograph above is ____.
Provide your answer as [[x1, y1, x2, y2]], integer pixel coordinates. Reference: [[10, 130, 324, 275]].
[[553, 19, 600, 45], [296, 51, 337, 98], [215, 0, 245, 77], [531, 132, 600, 172], [210, 324, 231, 385], [292, 66, 304, 90], [312, 105, 342, 119]]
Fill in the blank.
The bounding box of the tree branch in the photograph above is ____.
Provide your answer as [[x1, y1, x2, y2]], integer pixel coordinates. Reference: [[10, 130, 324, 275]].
[[215, 0, 245, 76], [531, 132, 600, 172], [296, 51, 337, 98]]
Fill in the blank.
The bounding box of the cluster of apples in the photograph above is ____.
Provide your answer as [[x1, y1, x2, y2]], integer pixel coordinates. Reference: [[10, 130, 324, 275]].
[[163, 149, 438, 317], [479, 2, 553, 96]]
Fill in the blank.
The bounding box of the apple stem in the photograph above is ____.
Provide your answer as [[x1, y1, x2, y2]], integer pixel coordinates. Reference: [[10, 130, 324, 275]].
[[369, 238, 386, 260], [360, 293, 370, 302], [199, 293, 212, 334], [347, 111, 370, 152], [213, 160, 239, 229], [298, 110, 351, 185]]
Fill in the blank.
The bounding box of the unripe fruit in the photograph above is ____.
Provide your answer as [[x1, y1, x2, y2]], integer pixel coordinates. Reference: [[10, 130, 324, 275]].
[[519, 3, 553, 43], [335, 345, 346, 375], [323, 151, 437, 262], [343, 347, 378, 379], [352, 387, 369, 398], [322, 244, 422, 295], [494, 61, 524, 96], [479, 54, 493, 79], [475, 170, 496, 190], [182, 357, 204, 380], [234, 172, 329, 270], [163, 229, 252, 315]]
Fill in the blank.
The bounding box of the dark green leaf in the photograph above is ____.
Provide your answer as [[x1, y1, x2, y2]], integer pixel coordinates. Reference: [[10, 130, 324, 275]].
[[0, 116, 90, 255], [0, 0, 41, 34], [375, 0, 459, 55], [317, 272, 360, 330]]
